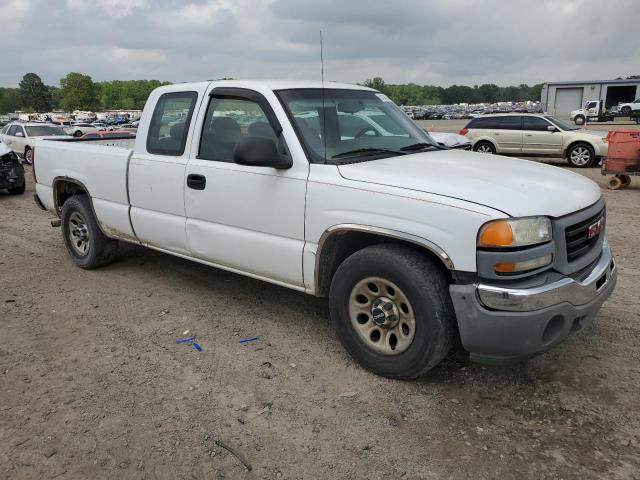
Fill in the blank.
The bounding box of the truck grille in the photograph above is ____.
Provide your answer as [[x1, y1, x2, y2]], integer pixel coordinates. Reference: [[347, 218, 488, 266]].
[[564, 208, 605, 263]]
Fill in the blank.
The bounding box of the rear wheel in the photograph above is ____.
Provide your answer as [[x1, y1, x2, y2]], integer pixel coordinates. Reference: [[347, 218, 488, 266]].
[[73, 130, 83, 137], [329, 244, 455, 379], [61, 194, 118, 269], [24, 147, 33, 165], [567, 143, 595, 168], [473, 141, 496, 154]]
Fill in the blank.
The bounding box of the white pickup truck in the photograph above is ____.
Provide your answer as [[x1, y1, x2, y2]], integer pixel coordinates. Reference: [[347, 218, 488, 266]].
[[33, 80, 617, 379]]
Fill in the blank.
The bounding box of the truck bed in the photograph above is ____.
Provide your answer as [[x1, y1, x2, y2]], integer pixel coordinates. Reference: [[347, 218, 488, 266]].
[[34, 138, 136, 240]]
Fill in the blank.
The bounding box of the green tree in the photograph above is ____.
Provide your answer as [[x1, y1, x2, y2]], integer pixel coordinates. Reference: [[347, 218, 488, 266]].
[[0, 88, 22, 114], [59, 72, 100, 111], [18, 73, 51, 112]]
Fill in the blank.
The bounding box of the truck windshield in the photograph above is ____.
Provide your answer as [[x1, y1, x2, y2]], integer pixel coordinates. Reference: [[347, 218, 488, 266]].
[[25, 126, 67, 136], [276, 89, 438, 164], [544, 116, 579, 131]]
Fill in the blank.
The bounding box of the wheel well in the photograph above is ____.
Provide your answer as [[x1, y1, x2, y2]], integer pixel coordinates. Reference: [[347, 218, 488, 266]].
[[315, 230, 452, 297], [564, 140, 593, 157], [53, 179, 88, 215]]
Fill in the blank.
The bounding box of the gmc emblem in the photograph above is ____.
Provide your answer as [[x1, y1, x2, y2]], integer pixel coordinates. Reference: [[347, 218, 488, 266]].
[[588, 218, 604, 239]]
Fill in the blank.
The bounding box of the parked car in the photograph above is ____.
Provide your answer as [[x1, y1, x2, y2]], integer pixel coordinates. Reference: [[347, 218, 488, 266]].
[[460, 113, 609, 167], [32, 80, 616, 379], [0, 122, 71, 164], [67, 123, 106, 137], [0, 141, 25, 194], [618, 98, 640, 115]]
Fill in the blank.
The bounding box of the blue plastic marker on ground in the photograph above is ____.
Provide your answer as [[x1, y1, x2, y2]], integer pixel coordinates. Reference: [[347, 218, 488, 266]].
[[239, 337, 259, 344], [176, 336, 196, 344], [193, 342, 203, 352]]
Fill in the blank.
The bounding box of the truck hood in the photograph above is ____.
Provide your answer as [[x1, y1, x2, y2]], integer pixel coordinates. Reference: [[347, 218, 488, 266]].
[[337, 150, 601, 217]]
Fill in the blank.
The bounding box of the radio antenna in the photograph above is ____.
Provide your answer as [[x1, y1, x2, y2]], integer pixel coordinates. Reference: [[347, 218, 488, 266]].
[[320, 30, 327, 164]]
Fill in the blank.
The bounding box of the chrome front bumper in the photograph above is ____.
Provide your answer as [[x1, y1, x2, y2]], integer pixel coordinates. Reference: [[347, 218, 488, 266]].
[[477, 242, 615, 312]]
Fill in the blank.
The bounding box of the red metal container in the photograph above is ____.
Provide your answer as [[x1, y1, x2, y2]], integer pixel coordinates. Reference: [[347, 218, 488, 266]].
[[602, 130, 640, 189]]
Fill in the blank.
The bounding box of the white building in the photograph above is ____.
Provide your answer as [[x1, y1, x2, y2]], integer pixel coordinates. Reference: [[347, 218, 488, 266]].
[[541, 79, 640, 117]]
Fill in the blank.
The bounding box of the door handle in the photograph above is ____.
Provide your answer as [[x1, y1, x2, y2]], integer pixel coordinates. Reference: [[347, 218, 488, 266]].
[[187, 174, 206, 190], [525, 134, 533, 136]]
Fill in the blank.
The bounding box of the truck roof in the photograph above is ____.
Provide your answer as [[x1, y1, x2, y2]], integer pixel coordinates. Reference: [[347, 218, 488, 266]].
[[163, 79, 375, 92]]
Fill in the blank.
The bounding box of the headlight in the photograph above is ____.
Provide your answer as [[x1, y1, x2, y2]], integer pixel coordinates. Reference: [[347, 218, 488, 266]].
[[478, 217, 552, 248]]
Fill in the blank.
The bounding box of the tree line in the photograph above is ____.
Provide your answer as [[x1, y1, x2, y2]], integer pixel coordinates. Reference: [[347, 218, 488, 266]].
[[363, 77, 543, 105], [0, 72, 170, 114], [1, 72, 546, 114]]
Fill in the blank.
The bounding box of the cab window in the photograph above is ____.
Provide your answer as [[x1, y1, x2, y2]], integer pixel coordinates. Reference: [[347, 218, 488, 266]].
[[198, 96, 278, 163], [146, 91, 198, 156]]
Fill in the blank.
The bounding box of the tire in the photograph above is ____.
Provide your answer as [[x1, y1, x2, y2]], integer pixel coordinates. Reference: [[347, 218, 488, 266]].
[[329, 244, 455, 379], [608, 177, 623, 190], [574, 115, 585, 125], [24, 147, 33, 165], [621, 106, 631, 115], [8, 182, 25, 195], [473, 141, 496, 154], [620, 175, 632, 187], [61, 194, 118, 269], [73, 130, 83, 137], [566, 143, 595, 168]]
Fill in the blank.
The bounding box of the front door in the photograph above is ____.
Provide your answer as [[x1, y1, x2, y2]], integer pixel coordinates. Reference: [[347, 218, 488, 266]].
[[522, 116, 563, 155], [184, 88, 307, 287]]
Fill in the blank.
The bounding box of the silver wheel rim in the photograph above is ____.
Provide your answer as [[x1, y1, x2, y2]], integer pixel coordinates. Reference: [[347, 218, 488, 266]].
[[25, 150, 33, 163], [476, 144, 492, 154], [68, 211, 90, 256], [348, 277, 416, 355], [570, 146, 591, 166]]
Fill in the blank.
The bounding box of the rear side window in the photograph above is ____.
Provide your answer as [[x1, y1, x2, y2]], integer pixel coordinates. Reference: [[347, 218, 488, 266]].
[[523, 116, 552, 131], [467, 117, 500, 129], [497, 116, 522, 130], [147, 91, 198, 156]]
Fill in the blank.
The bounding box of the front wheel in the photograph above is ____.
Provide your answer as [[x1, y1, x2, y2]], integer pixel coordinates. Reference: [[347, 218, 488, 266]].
[[329, 245, 455, 379], [567, 143, 595, 168], [24, 148, 33, 165], [574, 115, 585, 125], [621, 106, 631, 115], [61, 195, 119, 269], [73, 130, 83, 137], [473, 141, 496, 154]]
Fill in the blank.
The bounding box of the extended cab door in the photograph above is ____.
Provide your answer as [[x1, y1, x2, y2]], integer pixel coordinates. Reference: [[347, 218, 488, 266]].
[[522, 116, 562, 155], [129, 86, 207, 254], [183, 87, 307, 287]]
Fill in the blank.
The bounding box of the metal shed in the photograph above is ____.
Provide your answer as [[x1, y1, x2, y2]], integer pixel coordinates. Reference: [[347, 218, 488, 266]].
[[541, 79, 640, 117]]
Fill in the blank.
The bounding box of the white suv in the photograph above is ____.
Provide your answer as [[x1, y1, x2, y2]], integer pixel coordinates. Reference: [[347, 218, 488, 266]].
[[461, 113, 609, 168], [619, 98, 640, 115]]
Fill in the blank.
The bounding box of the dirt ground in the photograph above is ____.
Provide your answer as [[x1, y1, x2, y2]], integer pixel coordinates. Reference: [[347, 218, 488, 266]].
[[1, 126, 640, 479]]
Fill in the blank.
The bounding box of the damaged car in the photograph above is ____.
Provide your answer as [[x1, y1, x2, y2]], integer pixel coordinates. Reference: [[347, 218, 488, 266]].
[[0, 141, 25, 195]]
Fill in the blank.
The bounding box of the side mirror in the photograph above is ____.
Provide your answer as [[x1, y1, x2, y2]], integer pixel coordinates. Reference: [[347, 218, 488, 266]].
[[234, 136, 292, 169], [547, 125, 558, 132]]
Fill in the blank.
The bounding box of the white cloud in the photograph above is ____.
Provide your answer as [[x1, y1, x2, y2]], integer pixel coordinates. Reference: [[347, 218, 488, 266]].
[[65, 0, 147, 18], [2, 0, 640, 87]]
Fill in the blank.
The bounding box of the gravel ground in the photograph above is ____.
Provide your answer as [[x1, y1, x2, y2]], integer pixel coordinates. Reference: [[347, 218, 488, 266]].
[[1, 127, 640, 479]]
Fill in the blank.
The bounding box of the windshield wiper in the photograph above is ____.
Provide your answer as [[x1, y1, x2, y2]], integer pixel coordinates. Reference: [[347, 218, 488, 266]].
[[399, 142, 440, 152], [331, 148, 405, 160]]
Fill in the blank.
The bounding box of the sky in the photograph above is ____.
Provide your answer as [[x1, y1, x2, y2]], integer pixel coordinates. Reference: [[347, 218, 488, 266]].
[[1, 0, 639, 88]]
